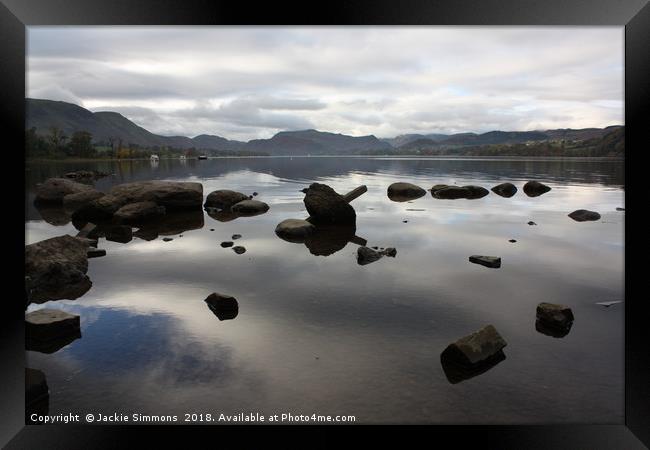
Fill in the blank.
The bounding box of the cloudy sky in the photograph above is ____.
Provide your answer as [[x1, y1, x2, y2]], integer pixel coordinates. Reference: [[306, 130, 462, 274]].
[[27, 27, 623, 141]]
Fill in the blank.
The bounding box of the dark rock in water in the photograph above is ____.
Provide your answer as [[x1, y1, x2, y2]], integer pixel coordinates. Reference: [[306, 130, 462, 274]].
[[221, 241, 234, 248], [34, 178, 93, 205], [358, 246, 383, 265], [231, 234, 242, 240], [76, 222, 98, 239], [25, 235, 91, 304], [252, 192, 258, 196], [162, 237, 173, 242], [71, 194, 126, 223], [105, 225, 132, 243], [387, 182, 426, 202], [301, 188, 309, 194], [26, 368, 49, 406], [232, 246, 246, 254], [62, 189, 105, 212], [357, 246, 397, 265], [87, 248, 106, 258], [523, 181, 551, 197], [110, 181, 203, 210], [204, 292, 239, 321], [509, 239, 517, 243], [491, 182, 517, 198], [304, 183, 356, 225], [206, 207, 241, 222], [204, 190, 249, 209], [210, 228, 215, 231], [432, 185, 489, 200], [469, 255, 501, 268], [113, 201, 165, 225], [403, 220, 408, 223], [25, 309, 81, 353], [305, 224, 356, 256], [440, 325, 507, 384], [527, 221, 536, 226], [231, 199, 270, 216], [275, 219, 316, 243], [34, 204, 71, 226], [568, 209, 601, 222], [536, 303, 574, 334], [134, 228, 159, 241], [430, 184, 449, 194], [616, 207, 625, 211]]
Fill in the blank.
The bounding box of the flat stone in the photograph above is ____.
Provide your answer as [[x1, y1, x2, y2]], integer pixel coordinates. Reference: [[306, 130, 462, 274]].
[[432, 185, 489, 200], [568, 209, 601, 222], [87, 248, 106, 258], [469, 255, 501, 268], [162, 237, 173, 242], [110, 181, 203, 210], [26, 309, 81, 353], [528, 221, 537, 225], [221, 241, 234, 248]]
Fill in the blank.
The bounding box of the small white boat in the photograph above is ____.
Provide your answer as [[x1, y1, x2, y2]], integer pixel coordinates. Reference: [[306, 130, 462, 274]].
[[150, 154, 160, 162], [179, 154, 187, 160], [198, 155, 208, 160]]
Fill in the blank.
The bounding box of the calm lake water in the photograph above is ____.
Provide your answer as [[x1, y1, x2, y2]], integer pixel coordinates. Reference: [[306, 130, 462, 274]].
[[25, 157, 625, 424]]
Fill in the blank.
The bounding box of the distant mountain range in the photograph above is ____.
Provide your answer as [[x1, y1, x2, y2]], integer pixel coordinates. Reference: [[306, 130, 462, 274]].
[[26, 98, 623, 156]]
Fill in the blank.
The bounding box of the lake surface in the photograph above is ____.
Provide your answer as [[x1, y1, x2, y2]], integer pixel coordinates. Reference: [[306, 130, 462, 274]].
[[25, 157, 625, 424]]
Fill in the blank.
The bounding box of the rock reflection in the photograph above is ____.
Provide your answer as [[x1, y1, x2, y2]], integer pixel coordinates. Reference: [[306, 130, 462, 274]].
[[305, 224, 358, 256], [134, 210, 204, 239], [27, 330, 82, 354], [34, 204, 71, 226], [440, 350, 506, 384], [535, 320, 572, 338]]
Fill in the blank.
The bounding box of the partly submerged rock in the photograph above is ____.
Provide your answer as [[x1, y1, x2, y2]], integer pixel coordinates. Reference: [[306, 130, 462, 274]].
[[523, 181, 551, 197], [568, 209, 601, 222], [387, 182, 426, 202], [440, 325, 507, 384], [432, 185, 489, 200], [469, 255, 501, 268], [536, 303, 574, 335], [110, 181, 203, 210], [232, 246, 246, 254], [113, 201, 166, 225], [204, 292, 239, 321], [357, 246, 397, 265], [275, 219, 316, 243], [26, 368, 49, 407], [221, 241, 234, 248], [162, 237, 173, 242], [491, 182, 517, 198], [232, 234, 242, 240], [34, 204, 71, 226], [25, 309, 81, 353], [62, 189, 105, 212], [34, 178, 93, 205], [25, 235, 91, 304], [616, 207, 625, 211], [527, 221, 537, 226], [430, 184, 449, 194], [304, 183, 356, 225], [104, 225, 133, 243], [204, 190, 249, 209], [71, 194, 126, 223], [231, 199, 270, 216]]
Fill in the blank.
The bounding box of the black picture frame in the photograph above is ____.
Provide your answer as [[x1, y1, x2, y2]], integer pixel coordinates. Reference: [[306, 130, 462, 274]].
[[2, 0, 647, 447]]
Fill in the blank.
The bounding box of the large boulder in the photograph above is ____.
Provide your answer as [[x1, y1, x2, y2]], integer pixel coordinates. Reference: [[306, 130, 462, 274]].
[[34, 178, 94, 204], [62, 189, 105, 212], [25, 235, 91, 304], [568, 209, 601, 222], [204, 292, 239, 321], [304, 183, 356, 225], [110, 181, 203, 210], [432, 185, 489, 200], [440, 325, 507, 384], [113, 201, 166, 224], [275, 219, 316, 243], [25, 309, 81, 354], [387, 182, 426, 202], [523, 181, 551, 197], [204, 190, 249, 209], [71, 194, 126, 223], [231, 199, 270, 216], [491, 182, 517, 198]]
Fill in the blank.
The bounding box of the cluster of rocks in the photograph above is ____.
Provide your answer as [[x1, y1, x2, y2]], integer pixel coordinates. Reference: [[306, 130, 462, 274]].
[[385, 180, 555, 202], [204, 189, 269, 222]]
